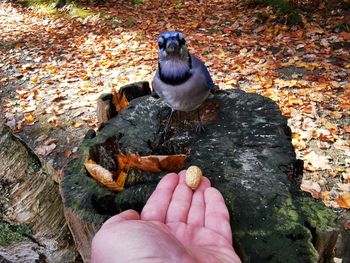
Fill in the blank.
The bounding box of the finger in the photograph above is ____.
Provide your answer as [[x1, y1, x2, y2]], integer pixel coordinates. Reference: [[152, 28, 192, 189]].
[[141, 173, 179, 222], [102, 209, 140, 228], [178, 170, 187, 184], [204, 187, 232, 244], [187, 176, 211, 226], [166, 183, 193, 223]]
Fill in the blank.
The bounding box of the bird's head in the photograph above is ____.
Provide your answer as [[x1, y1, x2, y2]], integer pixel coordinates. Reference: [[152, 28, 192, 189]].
[[157, 31, 189, 62]]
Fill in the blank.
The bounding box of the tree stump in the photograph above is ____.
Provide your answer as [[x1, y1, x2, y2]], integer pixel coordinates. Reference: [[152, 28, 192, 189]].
[[62, 86, 341, 263], [0, 124, 78, 263]]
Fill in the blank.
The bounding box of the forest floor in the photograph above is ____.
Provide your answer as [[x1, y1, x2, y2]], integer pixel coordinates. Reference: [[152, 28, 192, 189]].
[[0, 0, 349, 213]]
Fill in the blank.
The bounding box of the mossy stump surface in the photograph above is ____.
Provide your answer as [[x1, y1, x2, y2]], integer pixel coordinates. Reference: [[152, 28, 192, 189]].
[[62, 88, 339, 263]]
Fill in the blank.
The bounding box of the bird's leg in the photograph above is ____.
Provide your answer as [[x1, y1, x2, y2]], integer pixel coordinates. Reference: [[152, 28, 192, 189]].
[[196, 109, 205, 133], [164, 109, 175, 136]]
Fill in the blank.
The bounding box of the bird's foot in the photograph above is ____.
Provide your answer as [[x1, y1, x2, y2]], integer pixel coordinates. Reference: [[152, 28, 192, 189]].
[[151, 91, 160, 99], [210, 85, 230, 95], [195, 123, 205, 134], [161, 127, 171, 141]]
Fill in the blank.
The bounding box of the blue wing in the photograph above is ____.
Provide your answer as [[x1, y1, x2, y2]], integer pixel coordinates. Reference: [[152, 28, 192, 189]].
[[191, 54, 215, 89]]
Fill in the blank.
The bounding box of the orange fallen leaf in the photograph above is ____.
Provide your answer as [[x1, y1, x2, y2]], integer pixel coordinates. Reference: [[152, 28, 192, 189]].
[[48, 116, 60, 126], [113, 89, 129, 112], [24, 113, 37, 125], [156, 155, 188, 171], [64, 150, 72, 158], [339, 31, 350, 41], [115, 154, 187, 173], [51, 94, 65, 102], [116, 154, 161, 173], [336, 193, 350, 209], [318, 2, 325, 9], [74, 122, 84, 128], [344, 125, 350, 133], [81, 75, 90, 81], [288, 97, 303, 106], [115, 170, 127, 188], [31, 77, 40, 84]]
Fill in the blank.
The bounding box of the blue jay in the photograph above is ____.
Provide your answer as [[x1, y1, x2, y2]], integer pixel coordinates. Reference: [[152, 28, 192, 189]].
[[152, 31, 214, 134]]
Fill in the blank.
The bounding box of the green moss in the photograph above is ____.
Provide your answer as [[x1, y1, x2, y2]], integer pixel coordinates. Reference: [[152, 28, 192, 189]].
[[267, 0, 289, 13], [18, 0, 56, 12], [68, 4, 93, 18], [124, 18, 137, 28], [17, 0, 93, 18], [275, 196, 300, 223], [0, 222, 33, 246], [221, 182, 319, 263], [297, 198, 337, 232], [131, 0, 143, 4], [287, 12, 303, 26], [175, 2, 185, 9]]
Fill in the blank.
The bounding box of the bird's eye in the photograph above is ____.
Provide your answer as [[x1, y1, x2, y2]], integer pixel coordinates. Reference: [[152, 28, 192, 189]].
[[158, 41, 165, 49], [177, 33, 186, 46], [179, 37, 186, 46]]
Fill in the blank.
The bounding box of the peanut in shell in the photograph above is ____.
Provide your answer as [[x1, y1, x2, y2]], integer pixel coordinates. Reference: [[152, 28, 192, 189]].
[[185, 166, 202, 190]]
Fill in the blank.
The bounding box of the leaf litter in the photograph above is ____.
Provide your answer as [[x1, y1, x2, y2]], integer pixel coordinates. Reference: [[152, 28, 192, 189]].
[[0, 0, 349, 210]]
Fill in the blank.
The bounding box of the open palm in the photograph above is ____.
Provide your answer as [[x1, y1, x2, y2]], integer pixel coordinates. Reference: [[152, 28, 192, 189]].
[[92, 171, 241, 263]]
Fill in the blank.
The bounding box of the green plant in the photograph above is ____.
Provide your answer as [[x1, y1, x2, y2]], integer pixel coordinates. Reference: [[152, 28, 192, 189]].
[[267, 0, 290, 13], [124, 17, 136, 28], [0, 222, 33, 246], [286, 11, 302, 26], [175, 2, 185, 9], [131, 0, 143, 4]]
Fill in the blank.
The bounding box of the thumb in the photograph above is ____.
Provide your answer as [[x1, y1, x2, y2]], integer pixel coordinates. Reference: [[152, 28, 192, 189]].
[[102, 209, 140, 228]]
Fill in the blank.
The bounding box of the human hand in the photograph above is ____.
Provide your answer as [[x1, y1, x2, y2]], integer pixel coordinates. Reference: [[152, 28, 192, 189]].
[[91, 171, 241, 263]]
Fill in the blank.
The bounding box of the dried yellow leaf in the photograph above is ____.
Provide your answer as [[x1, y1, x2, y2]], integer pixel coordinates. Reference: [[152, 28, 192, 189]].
[[84, 160, 124, 192]]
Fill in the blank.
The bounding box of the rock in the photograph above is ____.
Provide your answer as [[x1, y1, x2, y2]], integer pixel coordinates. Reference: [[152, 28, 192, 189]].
[[0, 124, 78, 263], [62, 87, 342, 263]]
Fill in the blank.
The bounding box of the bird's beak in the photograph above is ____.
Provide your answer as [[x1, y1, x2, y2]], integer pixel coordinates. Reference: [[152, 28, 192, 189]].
[[166, 40, 180, 52]]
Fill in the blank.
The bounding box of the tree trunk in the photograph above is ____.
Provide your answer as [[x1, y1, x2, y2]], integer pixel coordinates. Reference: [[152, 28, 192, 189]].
[[0, 124, 79, 263], [62, 85, 342, 263]]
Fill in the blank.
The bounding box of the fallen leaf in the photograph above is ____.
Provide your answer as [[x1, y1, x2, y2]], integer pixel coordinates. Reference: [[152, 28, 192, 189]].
[[64, 150, 72, 158], [84, 161, 124, 191], [339, 31, 350, 41], [51, 94, 65, 102], [343, 125, 350, 133], [301, 180, 322, 199], [344, 221, 350, 230], [116, 154, 161, 173], [74, 122, 84, 128], [48, 116, 60, 126], [24, 113, 37, 125], [35, 143, 56, 156], [113, 89, 129, 112], [6, 119, 16, 129], [318, 2, 325, 9], [336, 193, 350, 209], [304, 151, 331, 170], [23, 105, 36, 113], [115, 154, 187, 173], [155, 155, 188, 171], [35, 134, 49, 142]]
